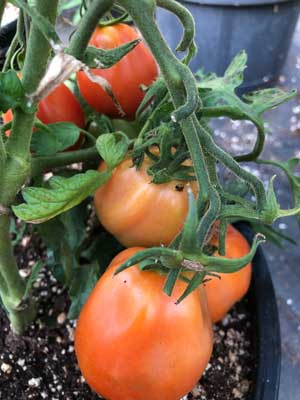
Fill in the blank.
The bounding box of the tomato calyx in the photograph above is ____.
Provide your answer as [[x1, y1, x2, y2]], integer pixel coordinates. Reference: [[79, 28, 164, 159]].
[[132, 123, 196, 184], [114, 189, 265, 303]]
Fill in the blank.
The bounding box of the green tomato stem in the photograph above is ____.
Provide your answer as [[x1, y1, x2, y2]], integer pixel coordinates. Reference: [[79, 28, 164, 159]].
[[67, 0, 114, 60], [0, 0, 59, 335], [0, 214, 36, 334], [30, 146, 100, 177], [156, 0, 195, 52]]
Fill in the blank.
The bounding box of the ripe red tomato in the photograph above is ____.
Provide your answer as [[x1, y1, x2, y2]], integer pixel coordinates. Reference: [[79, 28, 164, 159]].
[[205, 224, 252, 323], [94, 156, 198, 247], [77, 23, 158, 120], [75, 247, 213, 400], [3, 83, 85, 150]]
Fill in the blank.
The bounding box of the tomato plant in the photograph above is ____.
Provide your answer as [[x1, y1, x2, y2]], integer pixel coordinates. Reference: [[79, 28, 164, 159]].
[[0, 0, 297, 376], [205, 224, 252, 322], [77, 23, 158, 120], [75, 247, 213, 400], [94, 155, 198, 247]]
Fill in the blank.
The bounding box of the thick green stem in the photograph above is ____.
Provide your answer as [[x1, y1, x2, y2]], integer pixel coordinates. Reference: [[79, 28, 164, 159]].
[[5, 0, 59, 161], [0, 0, 59, 334], [67, 0, 113, 59], [118, 0, 210, 210], [0, 214, 36, 334], [30, 147, 100, 177], [0, 130, 6, 170]]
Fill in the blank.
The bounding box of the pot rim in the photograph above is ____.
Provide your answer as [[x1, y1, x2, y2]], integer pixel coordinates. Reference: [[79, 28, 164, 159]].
[[178, 0, 299, 8]]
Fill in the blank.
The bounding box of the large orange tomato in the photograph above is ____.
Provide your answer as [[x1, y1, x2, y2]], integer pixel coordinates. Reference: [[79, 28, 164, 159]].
[[94, 156, 198, 247], [205, 224, 252, 323], [3, 83, 85, 150], [75, 247, 213, 400], [77, 23, 158, 120]]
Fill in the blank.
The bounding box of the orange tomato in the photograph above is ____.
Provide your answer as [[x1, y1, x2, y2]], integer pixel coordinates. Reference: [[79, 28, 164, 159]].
[[94, 156, 198, 247], [75, 247, 213, 400], [205, 224, 252, 323], [77, 23, 158, 120]]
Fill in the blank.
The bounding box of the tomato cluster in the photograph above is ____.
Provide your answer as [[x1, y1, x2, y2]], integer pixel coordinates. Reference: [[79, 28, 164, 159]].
[[3, 21, 252, 400], [73, 23, 253, 400]]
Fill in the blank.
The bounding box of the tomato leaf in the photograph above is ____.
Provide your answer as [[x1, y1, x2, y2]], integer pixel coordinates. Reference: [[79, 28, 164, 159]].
[[250, 222, 297, 247], [243, 88, 297, 115], [197, 51, 296, 136], [81, 232, 123, 267], [67, 261, 100, 319], [84, 39, 141, 69], [37, 201, 92, 287], [12, 170, 111, 223], [10, 0, 60, 44], [96, 133, 129, 169], [0, 71, 25, 112], [31, 122, 81, 156], [24, 260, 45, 298]]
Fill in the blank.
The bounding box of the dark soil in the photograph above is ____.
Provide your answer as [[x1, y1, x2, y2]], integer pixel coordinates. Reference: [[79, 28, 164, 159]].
[[0, 231, 256, 400]]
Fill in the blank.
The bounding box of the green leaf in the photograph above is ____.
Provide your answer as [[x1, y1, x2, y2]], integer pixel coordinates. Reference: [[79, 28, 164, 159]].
[[68, 261, 100, 319], [0, 71, 25, 112], [37, 200, 90, 286], [96, 133, 129, 169], [10, 218, 27, 246], [196, 52, 296, 160], [250, 222, 297, 247], [24, 260, 45, 298], [224, 50, 247, 88], [31, 122, 81, 156], [11, 0, 60, 44], [83, 39, 140, 69], [12, 170, 111, 223], [243, 88, 297, 115], [262, 176, 280, 223], [81, 232, 123, 271]]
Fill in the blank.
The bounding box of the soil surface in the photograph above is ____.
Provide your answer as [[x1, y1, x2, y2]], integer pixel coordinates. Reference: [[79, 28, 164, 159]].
[[0, 230, 255, 400]]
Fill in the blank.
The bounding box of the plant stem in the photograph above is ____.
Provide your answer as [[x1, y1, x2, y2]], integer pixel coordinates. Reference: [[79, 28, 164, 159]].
[[0, 214, 36, 334], [118, 0, 211, 213], [156, 0, 195, 52], [5, 0, 59, 160], [0, 0, 59, 335], [67, 0, 113, 59], [30, 146, 100, 177]]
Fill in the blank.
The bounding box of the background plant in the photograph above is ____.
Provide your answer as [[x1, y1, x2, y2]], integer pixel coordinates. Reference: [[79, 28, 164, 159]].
[[0, 0, 299, 334]]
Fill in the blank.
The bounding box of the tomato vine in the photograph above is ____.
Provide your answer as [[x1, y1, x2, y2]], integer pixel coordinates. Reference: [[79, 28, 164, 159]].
[[0, 0, 298, 334]]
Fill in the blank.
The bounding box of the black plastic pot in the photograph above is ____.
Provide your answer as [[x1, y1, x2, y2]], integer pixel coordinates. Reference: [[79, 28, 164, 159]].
[[156, 0, 300, 91], [235, 222, 281, 400]]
